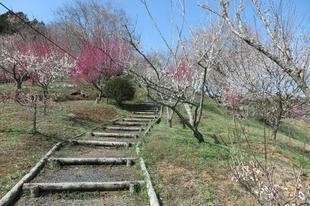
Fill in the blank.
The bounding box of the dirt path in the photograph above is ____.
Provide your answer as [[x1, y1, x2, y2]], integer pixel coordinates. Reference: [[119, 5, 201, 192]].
[[14, 103, 159, 206]]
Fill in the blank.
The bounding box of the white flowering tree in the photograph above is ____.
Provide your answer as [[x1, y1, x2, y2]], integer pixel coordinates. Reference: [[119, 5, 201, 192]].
[[231, 153, 309, 206], [0, 34, 30, 92], [200, 0, 310, 97], [124, 0, 226, 142], [20, 39, 74, 113], [220, 37, 309, 205], [221, 37, 304, 140]]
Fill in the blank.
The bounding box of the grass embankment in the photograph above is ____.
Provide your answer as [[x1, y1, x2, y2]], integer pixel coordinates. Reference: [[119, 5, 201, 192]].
[[142, 98, 309, 205], [0, 82, 127, 198]]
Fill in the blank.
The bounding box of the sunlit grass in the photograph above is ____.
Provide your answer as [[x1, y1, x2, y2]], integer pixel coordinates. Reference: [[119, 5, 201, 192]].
[[141, 97, 309, 205]]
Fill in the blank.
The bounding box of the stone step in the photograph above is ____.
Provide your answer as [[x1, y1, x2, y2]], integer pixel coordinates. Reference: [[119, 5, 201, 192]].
[[32, 164, 138, 184], [129, 115, 157, 119], [113, 121, 147, 126], [123, 118, 151, 122], [23, 181, 145, 197], [90, 132, 139, 138], [71, 140, 131, 147], [133, 111, 157, 115], [51, 144, 132, 159], [80, 136, 135, 143], [49, 157, 136, 166], [105, 126, 143, 131]]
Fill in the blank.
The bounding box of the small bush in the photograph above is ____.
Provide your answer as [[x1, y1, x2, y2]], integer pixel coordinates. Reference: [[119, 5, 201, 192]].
[[104, 77, 135, 105]]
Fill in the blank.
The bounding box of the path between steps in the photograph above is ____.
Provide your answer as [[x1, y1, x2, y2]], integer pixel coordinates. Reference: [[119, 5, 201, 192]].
[[7, 103, 160, 206]]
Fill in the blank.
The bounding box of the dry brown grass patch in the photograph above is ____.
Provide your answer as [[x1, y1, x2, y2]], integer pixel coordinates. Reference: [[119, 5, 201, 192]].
[[70, 103, 118, 123]]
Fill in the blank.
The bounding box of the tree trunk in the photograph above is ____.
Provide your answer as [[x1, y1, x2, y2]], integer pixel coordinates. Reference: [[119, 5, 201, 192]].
[[166, 107, 174, 128], [14, 89, 21, 102], [192, 128, 204, 143], [16, 80, 22, 90], [184, 103, 194, 126], [43, 88, 48, 98], [96, 90, 104, 103], [32, 98, 38, 134], [168, 119, 172, 128], [272, 121, 280, 140], [182, 119, 186, 129], [173, 108, 205, 143], [43, 88, 48, 114], [272, 98, 283, 141]]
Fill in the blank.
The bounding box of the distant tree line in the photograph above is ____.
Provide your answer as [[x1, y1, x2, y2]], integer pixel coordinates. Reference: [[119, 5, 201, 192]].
[[0, 11, 45, 36]]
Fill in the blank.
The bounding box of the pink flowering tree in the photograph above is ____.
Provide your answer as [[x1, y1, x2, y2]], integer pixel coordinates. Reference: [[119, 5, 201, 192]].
[[290, 107, 306, 119], [70, 38, 129, 102], [223, 90, 242, 111], [171, 61, 193, 82], [0, 35, 30, 92]]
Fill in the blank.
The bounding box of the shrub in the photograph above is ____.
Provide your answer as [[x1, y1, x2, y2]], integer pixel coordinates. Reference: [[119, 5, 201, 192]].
[[104, 76, 135, 105]]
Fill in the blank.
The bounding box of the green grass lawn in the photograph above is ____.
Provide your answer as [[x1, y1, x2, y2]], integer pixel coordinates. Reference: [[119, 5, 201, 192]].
[[141, 98, 309, 205]]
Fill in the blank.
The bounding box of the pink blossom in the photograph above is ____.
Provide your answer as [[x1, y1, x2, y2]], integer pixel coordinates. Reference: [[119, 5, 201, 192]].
[[70, 38, 129, 84], [223, 90, 242, 109], [291, 107, 305, 118], [171, 61, 192, 81]]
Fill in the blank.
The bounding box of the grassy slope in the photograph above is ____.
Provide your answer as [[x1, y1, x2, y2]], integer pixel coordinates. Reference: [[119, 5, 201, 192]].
[[0, 82, 126, 198], [1, 82, 308, 203], [142, 98, 309, 205]]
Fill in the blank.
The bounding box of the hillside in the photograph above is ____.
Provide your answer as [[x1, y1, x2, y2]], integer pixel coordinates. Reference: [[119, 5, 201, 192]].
[[0, 80, 309, 205], [142, 98, 309, 205], [0, 82, 126, 198]]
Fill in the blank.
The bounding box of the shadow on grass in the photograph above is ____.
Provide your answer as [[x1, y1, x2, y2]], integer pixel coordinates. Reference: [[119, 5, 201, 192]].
[[276, 141, 310, 158], [0, 129, 66, 143], [0, 128, 31, 136]]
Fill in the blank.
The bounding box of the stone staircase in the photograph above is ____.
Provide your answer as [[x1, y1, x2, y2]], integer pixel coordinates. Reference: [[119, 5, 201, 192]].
[[14, 103, 159, 206]]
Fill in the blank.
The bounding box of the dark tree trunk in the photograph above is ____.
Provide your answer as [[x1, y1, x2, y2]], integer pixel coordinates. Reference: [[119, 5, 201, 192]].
[[192, 127, 204, 143], [32, 97, 38, 134], [93, 82, 104, 103], [182, 121, 186, 129], [14, 88, 21, 102], [272, 122, 280, 140], [43, 88, 48, 98], [16, 81, 22, 90], [43, 88, 48, 114], [174, 109, 205, 143], [166, 108, 174, 128], [272, 98, 283, 141], [12, 64, 23, 90], [168, 118, 172, 128], [96, 90, 104, 103]]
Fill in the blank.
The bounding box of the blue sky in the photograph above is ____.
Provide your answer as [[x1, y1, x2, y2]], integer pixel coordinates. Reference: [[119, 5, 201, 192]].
[[0, 0, 309, 52]]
